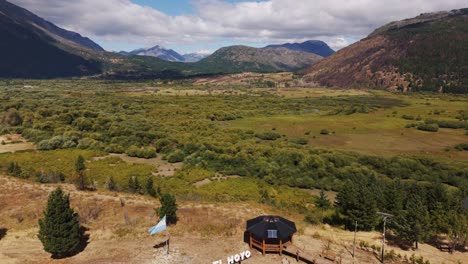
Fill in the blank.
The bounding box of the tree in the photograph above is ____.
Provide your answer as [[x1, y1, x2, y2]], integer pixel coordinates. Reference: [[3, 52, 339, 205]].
[[38, 187, 83, 258], [146, 177, 156, 197], [395, 193, 431, 249], [75, 155, 86, 190], [336, 178, 378, 231], [156, 193, 178, 225], [315, 189, 331, 210]]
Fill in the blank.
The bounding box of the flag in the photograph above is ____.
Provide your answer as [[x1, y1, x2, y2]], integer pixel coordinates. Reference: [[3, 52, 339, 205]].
[[148, 215, 167, 235]]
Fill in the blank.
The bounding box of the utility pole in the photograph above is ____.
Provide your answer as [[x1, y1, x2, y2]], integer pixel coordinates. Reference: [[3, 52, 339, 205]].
[[353, 221, 357, 261], [377, 212, 393, 264]]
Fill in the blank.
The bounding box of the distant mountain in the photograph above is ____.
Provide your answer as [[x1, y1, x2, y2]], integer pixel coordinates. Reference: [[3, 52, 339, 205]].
[[302, 8, 468, 93], [119, 45, 185, 62], [197, 45, 323, 73], [182, 52, 210, 63], [0, 0, 103, 51], [266, 40, 335, 57], [0, 0, 102, 78]]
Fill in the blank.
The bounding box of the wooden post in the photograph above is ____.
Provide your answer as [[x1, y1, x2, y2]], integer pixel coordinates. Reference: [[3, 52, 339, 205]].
[[262, 239, 266, 255], [280, 239, 282, 255], [249, 233, 252, 249]]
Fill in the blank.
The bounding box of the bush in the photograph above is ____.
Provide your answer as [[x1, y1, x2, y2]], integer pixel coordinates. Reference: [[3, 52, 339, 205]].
[[417, 123, 439, 132], [167, 150, 184, 163], [402, 115, 415, 120], [290, 138, 309, 145], [320, 129, 330, 135], [255, 132, 281, 140], [455, 143, 468, 151]]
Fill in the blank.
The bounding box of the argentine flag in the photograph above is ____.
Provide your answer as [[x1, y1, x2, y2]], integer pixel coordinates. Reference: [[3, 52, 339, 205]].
[[148, 215, 167, 235]]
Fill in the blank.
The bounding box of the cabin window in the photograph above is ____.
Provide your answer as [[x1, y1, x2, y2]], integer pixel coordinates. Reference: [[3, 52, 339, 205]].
[[267, 230, 278, 238]]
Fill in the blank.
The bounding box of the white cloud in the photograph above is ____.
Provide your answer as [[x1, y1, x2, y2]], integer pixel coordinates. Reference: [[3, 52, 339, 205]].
[[8, 0, 467, 52]]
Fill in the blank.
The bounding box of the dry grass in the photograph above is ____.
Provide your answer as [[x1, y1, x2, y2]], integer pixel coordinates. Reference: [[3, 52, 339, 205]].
[[0, 175, 465, 264]]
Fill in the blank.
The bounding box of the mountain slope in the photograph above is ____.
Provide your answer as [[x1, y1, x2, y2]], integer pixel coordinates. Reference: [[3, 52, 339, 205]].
[[266, 40, 335, 57], [196, 45, 323, 73], [182, 52, 210, 63], [0, 0, 103, 51], [0, 7, 102, 78], [119, 45, 185, 62], [303, 8, 468, 93]]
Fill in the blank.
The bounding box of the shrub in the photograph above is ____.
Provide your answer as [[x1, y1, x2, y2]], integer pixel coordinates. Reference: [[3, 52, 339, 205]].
[[167, 150, 184, 163], [417, 123, 439, 132], [402, 115, 415, 120], [320, 129, 330, 135], [455, 143, 468, 151], [290, 138, 309, 145], [255, 132, 281, 140]]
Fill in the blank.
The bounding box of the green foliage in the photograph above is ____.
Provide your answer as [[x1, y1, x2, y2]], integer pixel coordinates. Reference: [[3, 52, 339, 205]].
[[335, 176, 379, 231], [126, 146, 156, 159], [417, 123, 439, 132], [320, 129, 330, 135], [455, 143, 468, 151], [255, 132, 281, 140], [75, 155, 86, 173], [146, 177, 157, 197], [167, 150, 184, 163], [315, 190, 331, 210], [156, 193, 178, 225], [38, 187, 83, 258]]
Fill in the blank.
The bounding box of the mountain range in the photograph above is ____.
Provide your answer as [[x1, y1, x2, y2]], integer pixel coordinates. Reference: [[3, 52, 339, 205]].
[[266, 40, 335, 57], [118, 40, 334, 63], [118, 46, 210, 63], [0, 0, 466, 93]]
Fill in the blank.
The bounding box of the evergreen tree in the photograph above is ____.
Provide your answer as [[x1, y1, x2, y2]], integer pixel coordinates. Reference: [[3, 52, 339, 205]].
[[75, 155, 86, 190], [156, 193, 178, 225], [336, 178, 378, 231], [395, 193, 431, 249], [146, 177, 156, 197], [38, 187, 82, 258], [315, 189, 331, 210]]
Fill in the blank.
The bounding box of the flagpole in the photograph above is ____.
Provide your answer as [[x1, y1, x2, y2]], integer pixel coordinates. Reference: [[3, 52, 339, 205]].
[[166, 228, 170, 255]]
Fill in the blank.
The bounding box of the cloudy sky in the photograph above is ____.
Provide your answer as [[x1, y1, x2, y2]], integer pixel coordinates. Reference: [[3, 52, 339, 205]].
[[8, 0, 467, 54]]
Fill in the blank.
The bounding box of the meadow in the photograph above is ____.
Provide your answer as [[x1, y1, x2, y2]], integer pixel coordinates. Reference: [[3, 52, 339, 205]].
[[0, 79, 467, 196]]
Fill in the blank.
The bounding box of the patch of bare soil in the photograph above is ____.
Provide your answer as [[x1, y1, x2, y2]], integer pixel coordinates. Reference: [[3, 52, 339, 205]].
[[0, 175, 465, 264], [0, 134, 35, 154]]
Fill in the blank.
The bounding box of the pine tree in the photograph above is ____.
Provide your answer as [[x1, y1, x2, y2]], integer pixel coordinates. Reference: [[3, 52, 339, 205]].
[[336, 178, 378, 231], [315, 189, 331, 210], [157, 193, 178, 225], [75, 155, 86, 190], [395, 193, 431, 249], [146, 177, 156, 197], [38, 187, 82, 258]]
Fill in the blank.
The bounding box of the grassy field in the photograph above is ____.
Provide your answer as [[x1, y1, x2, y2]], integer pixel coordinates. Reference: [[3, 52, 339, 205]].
[[229, 91, 468, 159]]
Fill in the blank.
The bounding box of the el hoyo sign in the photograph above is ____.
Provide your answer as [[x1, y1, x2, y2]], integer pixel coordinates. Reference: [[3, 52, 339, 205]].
[[212, 250, 252, 264]]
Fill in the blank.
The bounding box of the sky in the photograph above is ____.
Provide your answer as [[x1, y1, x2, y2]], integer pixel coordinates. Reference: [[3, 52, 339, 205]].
[[8, 0, 467, 54]]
